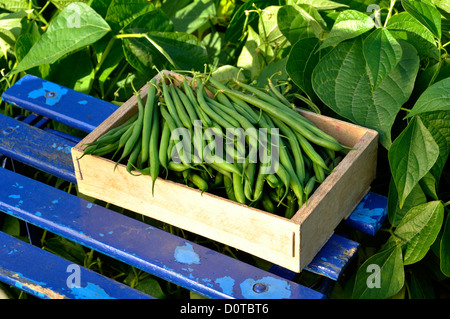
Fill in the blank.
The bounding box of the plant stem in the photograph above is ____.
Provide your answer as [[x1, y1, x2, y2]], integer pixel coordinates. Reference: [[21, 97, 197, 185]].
[[115, 33, 180, 69], [384, 0, 396, 27]]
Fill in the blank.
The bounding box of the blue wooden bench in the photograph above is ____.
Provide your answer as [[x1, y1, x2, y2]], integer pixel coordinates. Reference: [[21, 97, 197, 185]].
[[0, 74, 388, 299]]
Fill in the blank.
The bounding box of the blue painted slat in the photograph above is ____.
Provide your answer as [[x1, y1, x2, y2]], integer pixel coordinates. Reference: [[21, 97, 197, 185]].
[[0, 113, 76, 183], [2, 74, 118, 133], [0, 167, 324, 299], [0, 231, 152, 299], [303, 234, 360, 281], [345, 192, 388, 236]]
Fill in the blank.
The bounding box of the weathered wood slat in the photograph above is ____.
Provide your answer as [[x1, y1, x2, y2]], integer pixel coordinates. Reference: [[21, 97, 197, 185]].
[[0, 231, 152, 299], [0, 113, 76, 183], [0, 167, 324, 299], [2, 74, 118, 133]]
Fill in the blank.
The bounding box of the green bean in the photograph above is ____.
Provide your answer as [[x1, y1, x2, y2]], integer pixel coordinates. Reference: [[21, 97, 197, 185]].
[[170, 84, 192, 129], [160, 105, 190, 165], [261, 193, 276, 213], [168, 161, 191, 172], [223, 174, 236, 202], [304, 175, 316, 199], [284, 192, 297, 219], [204, 96, 240, 128], [208, 77, 343, 151], [159, 121, 170, 174], [267, 78, 291, 108], [183, 77, 213, 127], [149, 103, 160, 195], [141, 79, 157, 164], [243, 162, 257, 201], [295, 130, 329, 171], [90, 141, 120, 157], [196, 78, 235, 129], [266, 174, 280, 188], [174, 85, 199, 123], [252, 166, 265, 202], [127, 137, 142, 175], [233, 172, 246, 204], [313, 162, 326, 183], [269, 116, 306, 184], [95, 114, 138, 145], [213, 172, 224, 188], [162, 80, 183, 128], [114, 94, 145, 170], [188, 173, 208, 193]]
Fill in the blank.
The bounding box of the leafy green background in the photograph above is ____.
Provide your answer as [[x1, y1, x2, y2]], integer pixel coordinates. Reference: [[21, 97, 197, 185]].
[[0, 0, 449, 299]]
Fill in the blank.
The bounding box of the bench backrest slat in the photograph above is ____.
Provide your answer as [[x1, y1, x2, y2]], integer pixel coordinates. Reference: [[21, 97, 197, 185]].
[[0, 230, 152, 299], [2, 74, 118, 133]]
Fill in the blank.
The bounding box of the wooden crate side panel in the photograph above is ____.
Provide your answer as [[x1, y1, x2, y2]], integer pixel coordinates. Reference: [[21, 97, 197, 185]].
[[298, 110, 371, 147], [295, 131, 378, 269], [71, 148, 302, 271]]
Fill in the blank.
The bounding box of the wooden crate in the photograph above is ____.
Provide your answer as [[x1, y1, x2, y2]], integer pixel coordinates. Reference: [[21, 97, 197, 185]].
[[71, 72, 378, 272]]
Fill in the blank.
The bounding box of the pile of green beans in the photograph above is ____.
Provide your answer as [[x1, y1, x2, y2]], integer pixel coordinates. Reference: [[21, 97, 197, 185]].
[[82, 72, 346, 219]]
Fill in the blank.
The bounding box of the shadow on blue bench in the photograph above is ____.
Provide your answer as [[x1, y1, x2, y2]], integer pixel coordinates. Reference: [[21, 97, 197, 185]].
[[0, 231, 152, 299]]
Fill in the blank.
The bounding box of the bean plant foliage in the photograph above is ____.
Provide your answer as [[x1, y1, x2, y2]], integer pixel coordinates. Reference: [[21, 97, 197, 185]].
[[0, 0, 449, 299]]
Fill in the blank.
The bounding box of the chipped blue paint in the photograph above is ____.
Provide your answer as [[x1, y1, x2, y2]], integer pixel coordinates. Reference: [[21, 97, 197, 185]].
[[52, 199, 59, 204], [70, 282, 115, 299], [345, 193, 388, 235], [78, 100, 88, 105], [28, 81, 68, 106], [240, 276, 291, 299], [86, 203, 93, 209], [35, 212, 42, 217], [215, 276, 235, 296], [8, 194, 20, 199], [12, 183, 23, 189], [174, 243, 201, 265]]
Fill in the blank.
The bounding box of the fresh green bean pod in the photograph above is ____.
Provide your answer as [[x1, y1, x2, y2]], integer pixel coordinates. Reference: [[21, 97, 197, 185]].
[[169, 84, 192, 129], [149, 103, 160, 195], [141, 79, 157, 164], [159, 121, 170, 173]]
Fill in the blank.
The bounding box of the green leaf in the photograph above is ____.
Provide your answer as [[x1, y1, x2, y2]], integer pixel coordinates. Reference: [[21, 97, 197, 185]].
[[49, 49, 94, 94], [312, 38, 419, 148], [0, 0, 29, 12], [441, 215, 450, 276], [105, 0, 154, 32], [286, 37, 322, 100], [50, 0, 90, 10], [352, 245, 404, 299], [387, 12, 439, 60], [419, 111, 450, 184], [401, 0, 441, 38], [224, 0, 274, 44], [171, 0, 215, 34], [1, 215, 21, 237], [278, 4, 326, 45], [292, 0, 349, 10], [405, 78, 450, 118], [236, 25, 265, 80], [317, 10, 374, 51], [419, 171, 438, 200], [11, 3, 110, 75], [363, 28, 402, 89], [388, 117, 439, 208], [388, 179, 427, 227], [394, 201, 444, 265], [259, 6, 286, 46], [134, 277, 166, 299], [123, 31, 208, 75]]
